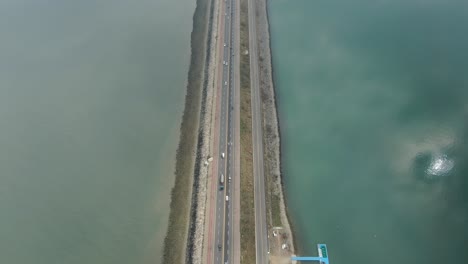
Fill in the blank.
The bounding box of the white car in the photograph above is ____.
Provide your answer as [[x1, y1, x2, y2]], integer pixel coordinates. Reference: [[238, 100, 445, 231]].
[[221, 152, 225, 158]]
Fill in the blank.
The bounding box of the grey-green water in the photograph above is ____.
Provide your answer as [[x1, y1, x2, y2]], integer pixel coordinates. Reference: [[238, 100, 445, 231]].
[[0, 1, 194, 263], [269, 1, 468, 263]]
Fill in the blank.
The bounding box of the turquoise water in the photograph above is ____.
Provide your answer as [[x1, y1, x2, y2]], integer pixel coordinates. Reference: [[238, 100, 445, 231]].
[[0, 1, 194, 263], [269, 1, 468, 263]]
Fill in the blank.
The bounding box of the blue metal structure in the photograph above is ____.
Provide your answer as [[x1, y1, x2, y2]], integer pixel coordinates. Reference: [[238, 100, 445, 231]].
[[291, 244, 329, 264]]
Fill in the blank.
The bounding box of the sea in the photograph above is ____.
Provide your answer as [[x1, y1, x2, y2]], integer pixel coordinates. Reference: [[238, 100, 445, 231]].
[[269, 1, 468, 263], [0, 0, 194, 263]]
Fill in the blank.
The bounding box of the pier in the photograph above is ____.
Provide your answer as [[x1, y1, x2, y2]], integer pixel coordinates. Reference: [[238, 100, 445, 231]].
[[291, 244, 330, 264]]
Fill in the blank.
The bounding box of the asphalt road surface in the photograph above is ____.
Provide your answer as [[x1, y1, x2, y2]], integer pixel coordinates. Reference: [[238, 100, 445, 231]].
[[213, 0, 238, 263], [247, 0, 269, 262]]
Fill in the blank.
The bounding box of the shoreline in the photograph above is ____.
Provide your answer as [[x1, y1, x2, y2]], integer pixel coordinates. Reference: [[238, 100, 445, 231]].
[[264, 0, 300, 255], [254, 0, 297, 260], [161, 0, 215, 261]]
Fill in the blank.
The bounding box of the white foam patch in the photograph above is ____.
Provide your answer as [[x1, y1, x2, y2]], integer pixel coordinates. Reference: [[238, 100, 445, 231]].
[[426, 154, 454, 176]]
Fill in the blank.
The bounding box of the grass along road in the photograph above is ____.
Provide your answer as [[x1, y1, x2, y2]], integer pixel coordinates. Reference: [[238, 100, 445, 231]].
[[239, 0, 256, 262]]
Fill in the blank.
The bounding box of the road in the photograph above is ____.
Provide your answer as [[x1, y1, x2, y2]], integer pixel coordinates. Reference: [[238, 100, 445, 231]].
[[247, 0, 270, 263], [211, 0, 240, 263]]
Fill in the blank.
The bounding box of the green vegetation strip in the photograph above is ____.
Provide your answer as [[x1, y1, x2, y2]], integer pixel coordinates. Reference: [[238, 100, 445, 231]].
[[239, 0, 256, 262], [264, 137, 282, 228], [256, 0, 283, 232], [161, 0, 211, 262]]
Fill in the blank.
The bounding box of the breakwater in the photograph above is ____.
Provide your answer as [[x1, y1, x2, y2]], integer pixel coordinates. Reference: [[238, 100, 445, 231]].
[[161, 0, 215, 262]]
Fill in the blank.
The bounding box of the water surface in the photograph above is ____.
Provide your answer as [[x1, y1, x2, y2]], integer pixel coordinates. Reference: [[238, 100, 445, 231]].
[[269, 1, 468, 263], [0, 1, 194, 263]]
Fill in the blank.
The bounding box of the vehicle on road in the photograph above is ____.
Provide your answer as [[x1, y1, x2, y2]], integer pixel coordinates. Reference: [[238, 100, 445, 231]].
[[218, 244, 222, 251], [226, 195, 229, 202], [229, 175, 231, 182], [224, 81, 227, 85], [221, 152, 225, 158], [220, 173, 225, 190]]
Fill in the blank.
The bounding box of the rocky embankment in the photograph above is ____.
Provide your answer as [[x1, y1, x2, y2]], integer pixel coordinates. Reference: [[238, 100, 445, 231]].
[[187, 0, 220, 262], [255, 0, 296, 260], [161, 0, 217, 262]]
